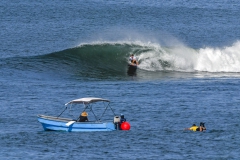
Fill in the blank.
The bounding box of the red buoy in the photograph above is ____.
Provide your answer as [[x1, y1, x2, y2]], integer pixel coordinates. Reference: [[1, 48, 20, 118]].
[[120, 122, 131, 130]]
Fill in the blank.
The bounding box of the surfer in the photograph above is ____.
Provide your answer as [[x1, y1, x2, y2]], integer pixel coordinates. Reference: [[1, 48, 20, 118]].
[[129, 54, 135, 62], [131, 57, 138, 66], [129, 54, 138, 66], [127, 54, 138, 76], [185, 122, 206, 132]]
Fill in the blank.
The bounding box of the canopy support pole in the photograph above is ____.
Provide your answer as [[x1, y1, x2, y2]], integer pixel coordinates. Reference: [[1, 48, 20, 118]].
[[57, 106, 67, 118]]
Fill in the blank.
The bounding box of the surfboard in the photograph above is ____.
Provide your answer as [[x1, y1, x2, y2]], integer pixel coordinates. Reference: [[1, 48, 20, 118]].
[[127, 64, 137, 75]]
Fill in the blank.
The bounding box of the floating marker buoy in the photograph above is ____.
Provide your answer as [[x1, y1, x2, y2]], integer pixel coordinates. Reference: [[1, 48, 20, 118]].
[[121, 121, 131, 130]]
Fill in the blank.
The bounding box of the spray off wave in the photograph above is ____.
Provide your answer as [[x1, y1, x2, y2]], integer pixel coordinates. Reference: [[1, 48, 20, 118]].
[[136, 40, 240, 73]]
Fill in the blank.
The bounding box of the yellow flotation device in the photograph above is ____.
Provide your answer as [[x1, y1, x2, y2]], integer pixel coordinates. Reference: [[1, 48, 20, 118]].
[[189, 126, 198, 131]]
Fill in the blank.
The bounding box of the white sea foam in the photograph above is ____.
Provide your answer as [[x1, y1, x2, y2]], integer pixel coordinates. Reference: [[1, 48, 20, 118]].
[[137, 41, 240, 73], [195, 41, 240, 72]]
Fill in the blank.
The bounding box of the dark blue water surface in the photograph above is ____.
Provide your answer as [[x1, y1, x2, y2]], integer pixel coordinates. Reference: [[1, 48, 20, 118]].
[[1, 0, 240, 159]]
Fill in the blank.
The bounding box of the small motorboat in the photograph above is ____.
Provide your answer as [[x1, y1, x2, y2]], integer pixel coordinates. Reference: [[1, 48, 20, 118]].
[[37, 97, 130, 132]]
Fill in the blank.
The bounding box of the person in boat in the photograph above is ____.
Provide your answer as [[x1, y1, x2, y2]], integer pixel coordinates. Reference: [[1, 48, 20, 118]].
[[120, 114, 126, 123], [185, 122, 206, 132], [78, 111, 89, 122]]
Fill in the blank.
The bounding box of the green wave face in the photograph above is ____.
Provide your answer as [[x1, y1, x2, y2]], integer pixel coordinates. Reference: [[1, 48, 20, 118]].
[[34, 42, 173, 80]]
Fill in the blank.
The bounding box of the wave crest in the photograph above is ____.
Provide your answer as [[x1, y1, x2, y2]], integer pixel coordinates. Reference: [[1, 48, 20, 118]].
[[137, 41, 240, 72]]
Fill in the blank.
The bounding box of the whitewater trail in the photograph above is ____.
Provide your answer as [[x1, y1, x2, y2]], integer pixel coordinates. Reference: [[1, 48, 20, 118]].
[[137, 40, 240, 72]]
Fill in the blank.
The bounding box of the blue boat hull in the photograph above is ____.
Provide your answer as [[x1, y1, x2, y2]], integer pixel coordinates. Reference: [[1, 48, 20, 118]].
[[38, 115, 116, 132]]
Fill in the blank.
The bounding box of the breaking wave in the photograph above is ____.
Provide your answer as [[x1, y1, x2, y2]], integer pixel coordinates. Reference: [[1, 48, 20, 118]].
[[46, 40, 240, 73], [1, 40, 240, 80], [137, 40, 240, 72]]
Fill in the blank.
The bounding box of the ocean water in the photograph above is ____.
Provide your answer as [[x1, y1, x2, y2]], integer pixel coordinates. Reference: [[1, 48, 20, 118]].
[[1, 0, 240, 159]]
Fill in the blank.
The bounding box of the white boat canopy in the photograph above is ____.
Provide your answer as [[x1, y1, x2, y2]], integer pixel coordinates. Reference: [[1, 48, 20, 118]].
[[65, 97, 110, 105]]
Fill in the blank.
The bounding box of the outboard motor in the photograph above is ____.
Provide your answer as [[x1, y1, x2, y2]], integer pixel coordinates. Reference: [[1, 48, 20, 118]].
[[114, 114, 131, 130], [114, 116, 121, 130]]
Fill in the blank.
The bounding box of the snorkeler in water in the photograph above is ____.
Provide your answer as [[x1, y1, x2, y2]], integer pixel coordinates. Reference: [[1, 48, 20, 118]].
[[185, 122, 206, 132]]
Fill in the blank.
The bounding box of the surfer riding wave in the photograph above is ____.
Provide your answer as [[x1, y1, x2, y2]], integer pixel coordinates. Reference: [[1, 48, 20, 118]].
[[129, 54, 138, 66], [127, 54, 138, 75]]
